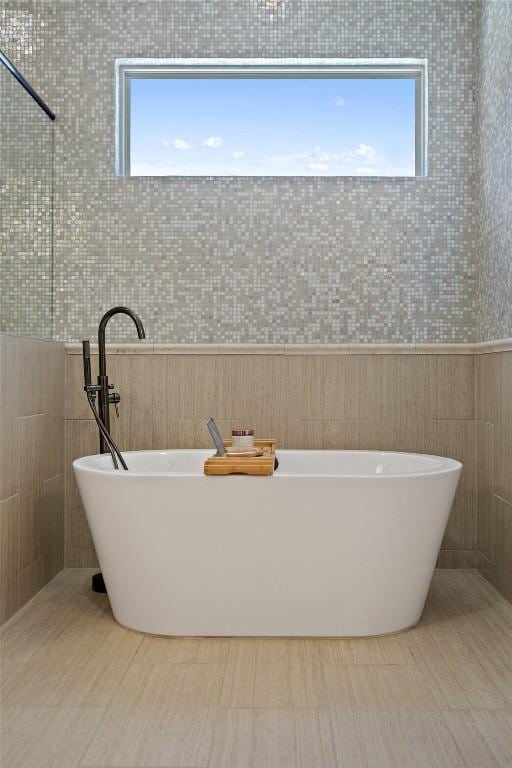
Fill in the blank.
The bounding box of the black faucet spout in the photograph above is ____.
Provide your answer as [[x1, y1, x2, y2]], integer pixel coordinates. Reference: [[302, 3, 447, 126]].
[[98, 306, 145, 377]]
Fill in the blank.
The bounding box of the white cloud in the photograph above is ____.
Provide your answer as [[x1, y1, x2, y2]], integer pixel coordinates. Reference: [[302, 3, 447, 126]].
[[335, 96, 346, 107], [354, 143, 377, 162], [131, 141, 400, 177], [173, 138, 194, 150], [203, 136, 223, 148]]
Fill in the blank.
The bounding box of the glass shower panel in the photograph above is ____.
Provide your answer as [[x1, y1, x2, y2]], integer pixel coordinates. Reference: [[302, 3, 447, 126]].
[[0, 62, 54, 338]]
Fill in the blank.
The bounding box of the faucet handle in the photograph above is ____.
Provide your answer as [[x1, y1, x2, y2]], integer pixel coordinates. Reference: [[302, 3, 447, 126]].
[[108, 391, 121, 417]]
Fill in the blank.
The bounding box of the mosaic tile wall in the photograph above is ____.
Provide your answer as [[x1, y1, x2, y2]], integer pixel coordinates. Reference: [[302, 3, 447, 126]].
[[477, 0, 512, 342], [0, 55, 54, 338], [1, 0, 479, 343]]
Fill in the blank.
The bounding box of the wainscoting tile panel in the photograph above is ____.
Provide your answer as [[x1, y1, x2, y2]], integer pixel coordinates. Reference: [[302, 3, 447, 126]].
[[64, 420, 99, 558], [284, 355, 365, 422], [17, 338, 46, 418], [285, 420, 368, 451], [437, 550, 478, 569], [475, 350, 500, 425], [65, 352, 95, 420], [64, 348, 481, 567], [17, 557, 46, 610], [17, 415, 45, 573], [107, 354, 156, 451], [429, 355, 474, 420], [42, 473, 65, 583], [486, 496, 512, 603], [0, 335, 20, 501], [0, 336, 66, 624], [362, 355, 431, 423], [427, 420, 476, 551], [476, 420, 495, 563], [0, 495, 20, 624], [496, 351, 512, 504], [0, 419, 20, 503], [42, 415, 65, 481]]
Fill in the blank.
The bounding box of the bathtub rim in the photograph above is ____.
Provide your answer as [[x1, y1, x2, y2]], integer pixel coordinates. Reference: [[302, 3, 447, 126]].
[[73, 448, 462, 480]]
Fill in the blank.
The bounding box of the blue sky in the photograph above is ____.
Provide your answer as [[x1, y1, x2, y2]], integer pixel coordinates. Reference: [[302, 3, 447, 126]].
[[130, 77, 416, 176]]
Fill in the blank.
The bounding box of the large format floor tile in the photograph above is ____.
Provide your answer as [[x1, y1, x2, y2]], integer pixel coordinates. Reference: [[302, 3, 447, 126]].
[[1, 568, 511, 768]]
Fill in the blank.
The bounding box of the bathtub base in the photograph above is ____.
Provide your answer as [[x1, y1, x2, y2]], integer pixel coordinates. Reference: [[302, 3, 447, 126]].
[[115, 618, 420, 639]]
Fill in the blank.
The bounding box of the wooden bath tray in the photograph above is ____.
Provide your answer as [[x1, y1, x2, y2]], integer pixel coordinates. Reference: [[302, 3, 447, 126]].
[[204, 439, 276, 476]]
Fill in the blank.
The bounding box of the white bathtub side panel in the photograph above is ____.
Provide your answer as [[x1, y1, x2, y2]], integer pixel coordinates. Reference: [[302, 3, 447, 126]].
[[75, 472, 459, 636]]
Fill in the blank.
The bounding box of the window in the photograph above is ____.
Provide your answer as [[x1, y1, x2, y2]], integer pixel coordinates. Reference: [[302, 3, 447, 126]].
[[116, 59, 427, 177]]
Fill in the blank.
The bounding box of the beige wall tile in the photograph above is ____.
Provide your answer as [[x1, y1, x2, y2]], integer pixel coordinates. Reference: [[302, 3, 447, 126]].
[[17, 338, 59, 417], [475, 351, 500, 424], [358, 355, 432, 453], [488, 496, 512, 603], [284, 355, 364, 421], [154, 354, 287, 447], [156, 418, 235, 449], [40, 341, 65, 417], [495, 351, 512, 504], [364, 418, 427, 453], [0, 418, 20, 502], [16, 338, 43, 417], [476, 350, 512, 603], [42, 474, 64, 582], [429, 355, 474, 420], [285, 420, 368, 450], [477, 550, 494, 585], [64, 419, 98, 554], [362, 355, 431, 421], [42, 414, 65, 480], [65, 351, 95, 420], [0, 495, 20, 624], [217, 355, 287, 428], [437, 550, 477, 569], [17, 557, 46, 609], [155, 355, 218, 423], [477, 420, 495, 562], [65, 546, 99, 568], [17, 415, 45, 572], [0, 337, 66, 626], [0, 334, 21, 418], [1, 335, 20, 501], [107, 354, 155, 451], [427, 420, 476, 550]]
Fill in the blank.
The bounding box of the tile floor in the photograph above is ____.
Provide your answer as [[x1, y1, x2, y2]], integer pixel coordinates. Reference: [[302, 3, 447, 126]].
[[1, 569, 512, 767]]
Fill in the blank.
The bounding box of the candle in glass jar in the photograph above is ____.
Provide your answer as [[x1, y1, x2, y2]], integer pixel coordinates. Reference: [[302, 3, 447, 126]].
[[231, 428, 254, 451]]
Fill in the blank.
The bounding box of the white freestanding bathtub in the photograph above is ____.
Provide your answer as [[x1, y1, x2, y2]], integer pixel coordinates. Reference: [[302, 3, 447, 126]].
[[73, 450, 461, 637]]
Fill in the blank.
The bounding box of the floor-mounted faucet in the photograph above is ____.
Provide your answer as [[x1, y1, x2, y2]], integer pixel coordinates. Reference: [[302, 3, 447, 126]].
[[96, 306, 145, 454], [81, 306, 145, 594]]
